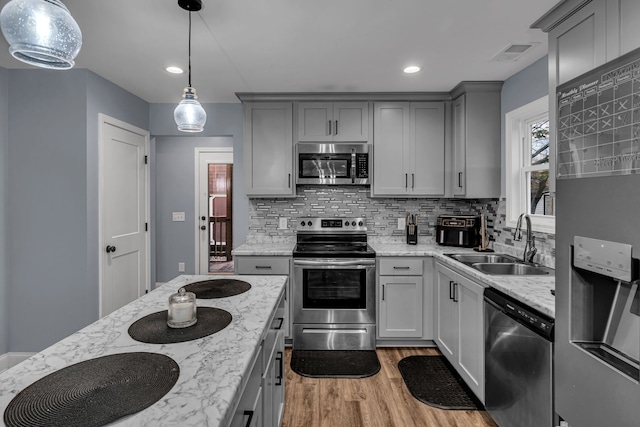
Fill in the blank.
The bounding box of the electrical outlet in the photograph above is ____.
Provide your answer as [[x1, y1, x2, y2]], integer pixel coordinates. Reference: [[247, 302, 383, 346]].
[[172, 212, 185, 222], [178, 262, 185, 272], [279, 217, 288, 229], [398, 217, 406, 230]]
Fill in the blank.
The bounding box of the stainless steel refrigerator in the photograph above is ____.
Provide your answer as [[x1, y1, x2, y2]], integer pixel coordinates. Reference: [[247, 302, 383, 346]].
[[555, 47, 640, 427]]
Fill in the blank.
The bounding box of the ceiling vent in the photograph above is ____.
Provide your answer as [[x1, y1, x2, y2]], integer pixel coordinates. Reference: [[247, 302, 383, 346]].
[[491, 43, 538, 62]]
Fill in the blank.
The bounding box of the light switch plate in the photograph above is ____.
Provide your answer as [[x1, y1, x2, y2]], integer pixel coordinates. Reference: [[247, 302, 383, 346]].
[[279, 217, 288, 229], [178, 262, 185, 272], [172, 212, 185, 222], [398, 217, 406, 230]]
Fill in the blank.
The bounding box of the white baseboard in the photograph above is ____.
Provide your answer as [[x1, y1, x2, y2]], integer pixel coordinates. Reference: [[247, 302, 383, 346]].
[[0, 352, 36, 373]]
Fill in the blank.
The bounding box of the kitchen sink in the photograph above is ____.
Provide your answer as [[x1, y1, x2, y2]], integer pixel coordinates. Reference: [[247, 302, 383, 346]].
[[446, 253, 553, 275], [447, 253, 519, 264], [471, 262, 552, 276]]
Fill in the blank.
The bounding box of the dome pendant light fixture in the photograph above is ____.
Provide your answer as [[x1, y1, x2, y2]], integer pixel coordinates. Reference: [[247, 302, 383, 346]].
[[174, 0, 207, 133], [0, 0, 82, 70]]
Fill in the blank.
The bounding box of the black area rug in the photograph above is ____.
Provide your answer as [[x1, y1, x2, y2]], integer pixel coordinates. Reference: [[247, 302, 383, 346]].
[[3, 352, 179, 427], [183, 279, 251, 299], [128, 307, 232, 344], [398, 355, 482, 410], [291, 350, 380, 378]]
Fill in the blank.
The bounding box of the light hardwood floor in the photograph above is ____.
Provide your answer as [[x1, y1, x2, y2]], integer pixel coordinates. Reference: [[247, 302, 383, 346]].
[[282, 347, 498, 427]]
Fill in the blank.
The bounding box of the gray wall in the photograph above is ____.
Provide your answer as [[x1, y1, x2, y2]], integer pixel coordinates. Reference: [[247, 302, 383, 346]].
[[0, 66, 8, 355], [6, 69, 149, 352], [149, 103, 245, 283]]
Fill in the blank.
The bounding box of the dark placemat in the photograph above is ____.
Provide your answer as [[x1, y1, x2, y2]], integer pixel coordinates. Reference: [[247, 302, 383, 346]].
[[291, 350, 380, 378], [183, 279, 251, 299], [398, 355, 482, 410], [3, 352, 179, 427], [128, 306, 232, 344]]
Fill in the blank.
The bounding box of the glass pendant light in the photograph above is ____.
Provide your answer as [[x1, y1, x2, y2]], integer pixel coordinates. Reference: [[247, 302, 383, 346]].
[[0, 0, 82, 70], [174, 0, 206, 133]]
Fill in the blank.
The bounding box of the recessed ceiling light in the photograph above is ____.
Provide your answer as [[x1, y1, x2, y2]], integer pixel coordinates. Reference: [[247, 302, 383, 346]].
[[166, 66, 184, 74], [403, 66, 421, 74]]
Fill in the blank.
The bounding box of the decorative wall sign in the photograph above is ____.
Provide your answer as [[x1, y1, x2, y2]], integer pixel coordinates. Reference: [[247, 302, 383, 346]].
[[556, 46, 640, 179]]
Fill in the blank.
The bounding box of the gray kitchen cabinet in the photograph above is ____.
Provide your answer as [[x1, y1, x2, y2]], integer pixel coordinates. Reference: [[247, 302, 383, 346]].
[[297, 102, 369, 142], [372, 102, 445, 197], [243, 102, 295, 197], [235, 256, 292, 340], [231, 290, 285, 427], [377, 257, 424, 338], [450, 83, 502, 198], [435, 262, 485, 403]]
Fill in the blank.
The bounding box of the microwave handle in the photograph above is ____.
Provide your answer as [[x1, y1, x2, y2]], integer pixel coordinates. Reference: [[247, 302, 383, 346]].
[[351, 150, 356, 183]]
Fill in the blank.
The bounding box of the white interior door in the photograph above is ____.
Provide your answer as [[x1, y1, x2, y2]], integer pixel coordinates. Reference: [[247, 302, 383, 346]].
[[100, 114, 149, 317], [195, 148, 233, 274]]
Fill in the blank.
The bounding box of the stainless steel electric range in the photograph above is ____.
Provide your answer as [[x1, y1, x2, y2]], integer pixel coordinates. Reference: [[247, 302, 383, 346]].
[[292, 217, 376, 350]]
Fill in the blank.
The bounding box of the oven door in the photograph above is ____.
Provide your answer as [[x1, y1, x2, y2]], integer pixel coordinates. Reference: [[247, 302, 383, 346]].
[[293, 258, 375, 324]]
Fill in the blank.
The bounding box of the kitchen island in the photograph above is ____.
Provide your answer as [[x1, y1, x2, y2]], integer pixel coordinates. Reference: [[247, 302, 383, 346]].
[[0, 274, 287, 427]]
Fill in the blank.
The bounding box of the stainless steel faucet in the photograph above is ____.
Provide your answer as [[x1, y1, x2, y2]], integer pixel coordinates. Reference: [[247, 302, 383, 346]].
[[513, 213, 537, 263]]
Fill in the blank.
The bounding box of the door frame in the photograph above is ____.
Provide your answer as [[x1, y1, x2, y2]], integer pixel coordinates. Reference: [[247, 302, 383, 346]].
[[98, 113, 151, 317], [194, 147, 234, 274]]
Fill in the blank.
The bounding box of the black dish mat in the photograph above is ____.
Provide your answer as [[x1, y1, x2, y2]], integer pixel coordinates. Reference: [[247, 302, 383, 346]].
[[183, 279, 251, 299], [398, 355, 482, 410], [291, 350, 380, 378], [4, 352, 179, 427], [128, 306, 232, 344]]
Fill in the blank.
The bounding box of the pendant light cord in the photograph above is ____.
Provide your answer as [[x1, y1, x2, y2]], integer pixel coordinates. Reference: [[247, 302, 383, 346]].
[[188, 10, 192, 88]]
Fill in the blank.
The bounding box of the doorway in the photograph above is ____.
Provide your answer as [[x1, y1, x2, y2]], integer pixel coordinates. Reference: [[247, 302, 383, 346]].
[[195, 148, 233, 274]]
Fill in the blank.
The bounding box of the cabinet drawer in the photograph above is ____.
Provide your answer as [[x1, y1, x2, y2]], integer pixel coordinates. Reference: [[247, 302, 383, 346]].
[[235, 257, 290, 275], [379, 258, 423, 275]]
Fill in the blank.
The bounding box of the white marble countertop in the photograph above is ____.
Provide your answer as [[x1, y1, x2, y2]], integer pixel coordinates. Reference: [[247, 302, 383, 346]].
[[231, 240, 555, 318], [0, 275, 287, 427]]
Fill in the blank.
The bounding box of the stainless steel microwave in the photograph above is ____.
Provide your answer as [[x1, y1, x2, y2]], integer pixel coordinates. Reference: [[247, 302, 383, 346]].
[[296, 143, 370, 185]]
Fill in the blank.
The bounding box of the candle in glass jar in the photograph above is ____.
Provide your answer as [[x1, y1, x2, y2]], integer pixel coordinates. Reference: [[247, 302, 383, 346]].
[[170, 302, 194, 323]]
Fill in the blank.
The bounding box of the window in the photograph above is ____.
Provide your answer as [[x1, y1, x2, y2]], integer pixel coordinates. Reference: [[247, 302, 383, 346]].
[[505, 96, 555, 234]]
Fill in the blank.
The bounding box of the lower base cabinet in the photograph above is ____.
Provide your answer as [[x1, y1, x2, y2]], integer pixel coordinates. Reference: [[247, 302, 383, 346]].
[[435, 262, 485, 403], [231, 291, 285, 427]]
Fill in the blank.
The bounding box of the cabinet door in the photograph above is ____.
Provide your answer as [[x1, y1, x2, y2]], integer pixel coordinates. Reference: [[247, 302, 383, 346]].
[[410, 102, 445, 196], [456, 277, 485, 403], [451, 95, 466, 197], [244, 102, 294, 196], [379, 276, 423, 338], [333, 102, 369, 142], [298, 102, 333, 141], [372, 102, 410, 196], [435, 266, 458, 360]]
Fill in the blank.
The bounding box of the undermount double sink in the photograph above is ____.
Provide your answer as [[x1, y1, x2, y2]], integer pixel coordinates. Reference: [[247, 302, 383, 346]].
[[447, 253, 553, 276]]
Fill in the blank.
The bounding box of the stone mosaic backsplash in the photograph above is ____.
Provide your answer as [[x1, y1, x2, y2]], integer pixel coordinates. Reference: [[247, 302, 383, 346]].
[[247, 187, 555, 268]]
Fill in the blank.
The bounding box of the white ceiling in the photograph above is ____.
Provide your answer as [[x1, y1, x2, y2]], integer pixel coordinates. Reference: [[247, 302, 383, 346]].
[[0, 0, 560, 104]]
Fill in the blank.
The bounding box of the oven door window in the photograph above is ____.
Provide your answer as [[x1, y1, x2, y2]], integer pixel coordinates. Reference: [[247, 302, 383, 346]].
[[302, 269, 366, 309], [299, 155, 350, 179]]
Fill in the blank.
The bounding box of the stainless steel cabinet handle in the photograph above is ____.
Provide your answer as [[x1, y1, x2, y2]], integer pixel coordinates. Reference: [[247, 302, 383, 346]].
[[405, 173, 408, 188], [328, 120, 332, 135], [106, 245, 116, 254], [382, 284, 385, 300], [449, 281, 454, 300], [458, 172, 463, 188], [335, 120, 338, 135], [393, 266, 410, 270], [453, 282, 459, 302], [255, 265, 272, 270], [288, 173, 291, 188], [274, 317, 284, 330], [243, 410, 254, 427], [412, 173, 415, 189]]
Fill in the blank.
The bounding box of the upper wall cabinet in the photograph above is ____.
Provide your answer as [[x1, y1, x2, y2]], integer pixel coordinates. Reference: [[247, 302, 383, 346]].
[[298, 102, 369, 142], [450, 83, 502, 198], [243, 102, 295, 197], [372, 102, 445, 197]]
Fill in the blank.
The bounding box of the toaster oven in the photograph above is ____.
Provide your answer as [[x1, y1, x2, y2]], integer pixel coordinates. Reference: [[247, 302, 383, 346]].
[[435, 215, 480, 247]]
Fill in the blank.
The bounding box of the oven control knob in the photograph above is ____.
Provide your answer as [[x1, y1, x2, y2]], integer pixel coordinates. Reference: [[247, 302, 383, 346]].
[[307, 221, 312, 226], [351, 221, 356, 226], [358, 221, 363, 226], [300, 221, 306, 226]]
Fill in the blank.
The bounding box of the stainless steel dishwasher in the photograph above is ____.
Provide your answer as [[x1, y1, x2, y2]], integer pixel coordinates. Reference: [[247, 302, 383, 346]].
[[484, 287, 555, 427]]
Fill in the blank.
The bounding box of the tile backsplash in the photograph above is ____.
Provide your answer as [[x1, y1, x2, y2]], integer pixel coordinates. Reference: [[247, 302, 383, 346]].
[[246, 187, 556, 267]]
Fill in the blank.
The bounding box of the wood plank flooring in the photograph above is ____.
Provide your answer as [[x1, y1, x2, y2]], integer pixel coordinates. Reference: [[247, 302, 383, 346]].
[[282, 347, 498, 427]]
